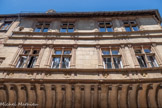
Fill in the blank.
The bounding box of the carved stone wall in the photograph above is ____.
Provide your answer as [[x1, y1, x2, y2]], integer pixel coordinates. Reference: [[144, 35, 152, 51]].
[[0, 82, 162, 108]]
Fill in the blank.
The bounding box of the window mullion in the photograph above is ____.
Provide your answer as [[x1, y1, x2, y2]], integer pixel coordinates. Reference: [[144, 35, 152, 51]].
[[66, 25, 68, 33], [60, 49, 64, 68], [23, 55, 30, 68], [130, 24, 133, 31], [105, 24, 107, 32], [41, 25, 44, 32], [145, 54, 151, 67], [111, 56, 114, 69], [60, 56, 63, 68]]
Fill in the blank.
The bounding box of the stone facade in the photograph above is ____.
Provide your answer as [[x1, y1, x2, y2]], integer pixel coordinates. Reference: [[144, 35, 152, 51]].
[[0, 10, 162, 107]]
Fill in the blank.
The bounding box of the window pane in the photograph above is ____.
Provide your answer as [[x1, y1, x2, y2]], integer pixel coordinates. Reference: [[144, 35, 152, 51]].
[[99, 22, 104, 26], [68, 28, 74, 32], [99, 27, 106, 32], [113, 57, 122, 69], [16, 56, 27, 68], [132, 26, 139, 31], [37, 22, 43, 26], [34, 28, 41, 32], [135, 50, 142, 54], [106, 27, 113, 32], [69, 23, 74, 26], [123, 21, 129, 24], [102, 50, 110, 55], [27, 56, 37, 68], [51, 57, 60, 68], [60, 28, 67, 33], [23, 50, 30, 55], [42, 28, 48, 32], [33, 50, 40, 54], [136, 56, 147, 68], [105, 22, 112, 25], [144, 49, 151, 53], [63, 23, 68, 26], [62, 57, 70, 68], [125, 26, 131, 32], [112, 50, 119, 55], [55, 50, 62, 55], [130, 21, 136, 24], [64, 50, 71, 55], [0, 22, 11, 30], [147, 56, 158, 67], [104, 58, 112, 69]]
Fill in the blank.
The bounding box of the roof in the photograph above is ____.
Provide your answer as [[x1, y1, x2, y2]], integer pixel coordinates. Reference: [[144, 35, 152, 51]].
[[0, 9, 161, 22]]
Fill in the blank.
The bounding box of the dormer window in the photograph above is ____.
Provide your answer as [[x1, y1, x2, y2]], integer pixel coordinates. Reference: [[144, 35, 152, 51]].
[[60, 22, 74, 33], [98, 22, 113, 32], [34, 22, 50, 32], [123, 20, 139, 32]]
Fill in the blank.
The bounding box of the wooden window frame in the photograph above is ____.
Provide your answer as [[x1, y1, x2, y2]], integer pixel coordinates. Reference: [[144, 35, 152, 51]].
[[16, 47, 40, 68], [60, 22, 75, 33], [0, 21, 12, 31], [134, 46, 159, 68], [51, 48, 72, 69], [98, 21, 114, 32], [34, 21, 50, 32], [123, 20, 139, 32], [101, 48, 123, 69]]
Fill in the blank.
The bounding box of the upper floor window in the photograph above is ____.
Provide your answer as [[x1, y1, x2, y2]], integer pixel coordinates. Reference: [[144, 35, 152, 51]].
[[60, 22, 74, 33], [102, 48, 123, 69], [134, 47, 158, 68], [123, 20, 139, 32], [16, 48, 40, 68], [98, 22, 113, 32], [34, 22, 50, 32], [51, 48, 72, 69], [0, 21, 12, 30]]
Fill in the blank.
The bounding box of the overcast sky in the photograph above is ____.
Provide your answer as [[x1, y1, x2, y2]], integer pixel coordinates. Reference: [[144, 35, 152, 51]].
[[0, 0, 162, 16]]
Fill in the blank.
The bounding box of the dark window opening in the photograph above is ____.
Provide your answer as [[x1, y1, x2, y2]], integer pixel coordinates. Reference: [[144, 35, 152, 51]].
[[99, 22, 113, 32], [136, 56, 147, 68], [147, 56, 158, 67], [27, 56, 37, 68], [135, 50, 142, 54], [113, 57, 122, 69], [61, 57, 70, 68], [34, 22, 50, 32], [0, 21, 12, 30], [51, 57, 60, 69], [51, 49, 71, 69], [104, 58, 112, 69], [60, 22, 74, 33]]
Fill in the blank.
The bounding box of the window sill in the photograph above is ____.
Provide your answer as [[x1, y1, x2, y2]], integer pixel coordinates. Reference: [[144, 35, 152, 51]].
[[12, 29, 162, 36]]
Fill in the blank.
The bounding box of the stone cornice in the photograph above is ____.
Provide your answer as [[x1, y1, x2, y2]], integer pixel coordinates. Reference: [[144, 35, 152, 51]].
[[0, 67, 162, 73], [3, 42, 162, 47], [0, 78, 162, 84], [12, 29, 162, 36], [10, 34, 162, 40], [0, 9, 161, 22]]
